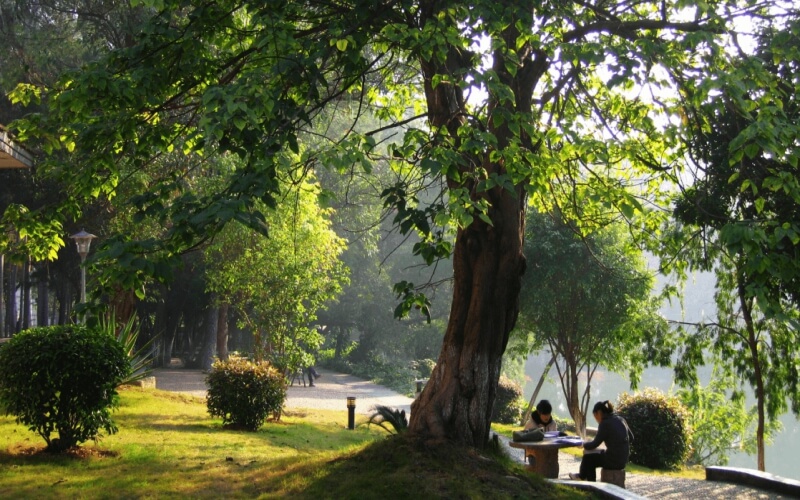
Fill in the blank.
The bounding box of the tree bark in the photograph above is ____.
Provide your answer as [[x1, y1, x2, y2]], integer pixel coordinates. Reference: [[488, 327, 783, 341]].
[[21, 257, 31, 330], [36, 262, 49, 327], [110, 285, 137, 327], [738, 274, 766, 471], [0, 254, 5, 337], [216, 302, 229, 361], [201, 305, 218, 371], [408, 202, 526, 446]]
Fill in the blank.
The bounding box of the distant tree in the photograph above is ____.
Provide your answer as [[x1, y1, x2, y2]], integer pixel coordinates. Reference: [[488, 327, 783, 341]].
[[204, 173, 348, 373], [517, 210, 668, 436], [676, 368, 777, 467]]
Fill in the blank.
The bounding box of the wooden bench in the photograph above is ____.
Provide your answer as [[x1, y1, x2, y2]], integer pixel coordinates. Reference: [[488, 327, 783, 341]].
[[601, 468, 626, 488]]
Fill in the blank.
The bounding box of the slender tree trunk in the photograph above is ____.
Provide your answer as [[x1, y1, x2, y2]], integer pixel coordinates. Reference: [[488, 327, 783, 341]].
[[8, 262, 18, 333], [0, 254, 5, 337], [201, 306, 218, 371], [216, 303, 229, 361], [37, 263, 49, 327], [21, 257, 31, 330], [565, 360, 586, 438], [738, 275, 766, 471], [57, 277, 70, 325], [521, 354, 556, 426]]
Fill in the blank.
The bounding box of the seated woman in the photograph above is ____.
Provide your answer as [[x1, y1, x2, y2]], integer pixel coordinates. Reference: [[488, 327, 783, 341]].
[[524, 399, 557, 432], [569, 400, 631, 481]]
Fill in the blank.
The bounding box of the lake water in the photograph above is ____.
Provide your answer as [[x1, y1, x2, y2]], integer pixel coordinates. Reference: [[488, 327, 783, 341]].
[[521, 268, 799, 481]]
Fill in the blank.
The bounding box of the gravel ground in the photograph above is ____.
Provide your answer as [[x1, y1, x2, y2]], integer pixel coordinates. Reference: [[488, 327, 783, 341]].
[[154, 367, 790, 499]]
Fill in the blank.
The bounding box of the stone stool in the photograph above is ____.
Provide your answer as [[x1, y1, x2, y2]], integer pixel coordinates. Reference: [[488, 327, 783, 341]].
[[601, 468, 626, 488]]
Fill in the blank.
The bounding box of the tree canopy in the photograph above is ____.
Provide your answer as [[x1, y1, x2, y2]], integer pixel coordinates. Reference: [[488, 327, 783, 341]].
[[3, 0, 789, 448]]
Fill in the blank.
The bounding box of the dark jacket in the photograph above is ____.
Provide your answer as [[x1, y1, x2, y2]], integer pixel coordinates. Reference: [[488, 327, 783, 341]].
[[583, 413, 631, 469]]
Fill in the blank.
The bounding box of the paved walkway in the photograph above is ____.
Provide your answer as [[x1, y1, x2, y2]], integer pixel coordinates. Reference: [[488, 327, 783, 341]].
[[153, 366, 413, 415], [153, 367, 790, 499]]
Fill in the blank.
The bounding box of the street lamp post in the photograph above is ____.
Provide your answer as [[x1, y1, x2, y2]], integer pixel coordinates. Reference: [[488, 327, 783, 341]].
[[70, 229, 96, 323]]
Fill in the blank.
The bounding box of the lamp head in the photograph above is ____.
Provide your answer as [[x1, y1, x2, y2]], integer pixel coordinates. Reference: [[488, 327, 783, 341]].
[[70, 229, 97, 260]]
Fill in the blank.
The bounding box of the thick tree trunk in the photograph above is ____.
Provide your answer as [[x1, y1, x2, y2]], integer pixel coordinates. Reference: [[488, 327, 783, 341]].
[[408, 190, 526, 447], [110, 285, 137, 327]]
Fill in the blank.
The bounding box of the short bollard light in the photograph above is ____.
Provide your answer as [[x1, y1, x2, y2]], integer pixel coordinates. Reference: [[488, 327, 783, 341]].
[[347, 396, 356, 430]]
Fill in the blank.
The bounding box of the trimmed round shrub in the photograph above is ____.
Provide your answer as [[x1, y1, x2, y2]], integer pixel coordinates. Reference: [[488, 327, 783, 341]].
[[492, 375, 524, 424], [206, 356, 286, 430], [0, 325, 130, 452], [617, 388, 692, 469]]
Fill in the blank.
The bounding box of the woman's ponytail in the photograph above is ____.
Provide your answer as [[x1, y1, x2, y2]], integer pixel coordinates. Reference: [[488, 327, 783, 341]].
[[592, 400, 615, 414]]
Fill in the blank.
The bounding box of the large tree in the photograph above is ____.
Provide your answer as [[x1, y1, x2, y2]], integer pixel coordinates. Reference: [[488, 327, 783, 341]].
[[4, 0, 745, 447]]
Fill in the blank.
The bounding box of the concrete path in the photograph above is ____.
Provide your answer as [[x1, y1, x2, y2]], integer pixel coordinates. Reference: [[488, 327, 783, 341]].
[[153, 366, 413, 415], [153, 367, 791, 499]]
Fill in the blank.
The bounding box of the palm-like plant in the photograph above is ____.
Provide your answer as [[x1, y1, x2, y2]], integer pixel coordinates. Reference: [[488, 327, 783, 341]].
[[366, 405, 408, 434], [98, 314, 155, 385]]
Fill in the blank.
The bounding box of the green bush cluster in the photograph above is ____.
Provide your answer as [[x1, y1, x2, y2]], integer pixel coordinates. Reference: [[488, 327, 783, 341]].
[[492, 375, 525, 424], [0, 325, 130, 452], [206, 356, 286, 430], [617, 388, 692, 469], [411, 358, 436, 379], [346, 351, 418, 395]]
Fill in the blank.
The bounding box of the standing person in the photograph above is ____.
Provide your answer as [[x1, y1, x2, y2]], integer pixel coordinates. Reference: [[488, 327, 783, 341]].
[[305, 366, 320, 387], [569, 400, 632, 481], [524, 399, 557, 432]]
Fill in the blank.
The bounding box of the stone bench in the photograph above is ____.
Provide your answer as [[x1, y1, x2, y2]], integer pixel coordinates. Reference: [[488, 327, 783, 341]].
[[705, 466, 800, 497]]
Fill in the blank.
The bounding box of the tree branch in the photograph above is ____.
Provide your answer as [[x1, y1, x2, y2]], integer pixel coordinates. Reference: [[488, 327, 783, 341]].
[[564, 19, 718, 43]]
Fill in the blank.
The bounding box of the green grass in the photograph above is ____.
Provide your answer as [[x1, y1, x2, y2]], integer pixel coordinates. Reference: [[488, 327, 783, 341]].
[[0, 388, 593, 499]]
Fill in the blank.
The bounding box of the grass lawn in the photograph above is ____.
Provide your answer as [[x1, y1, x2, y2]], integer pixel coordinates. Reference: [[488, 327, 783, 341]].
[[0, 387, 593, 499]]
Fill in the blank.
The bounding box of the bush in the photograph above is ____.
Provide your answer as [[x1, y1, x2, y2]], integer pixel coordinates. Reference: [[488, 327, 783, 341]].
[[206, 356, 286, 430], [0, 325, 130, 452], [411, 358, 436, 379], [617, 388, 692, 469], [492, 375, 524, 424], [348, 352, 418, 395]]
